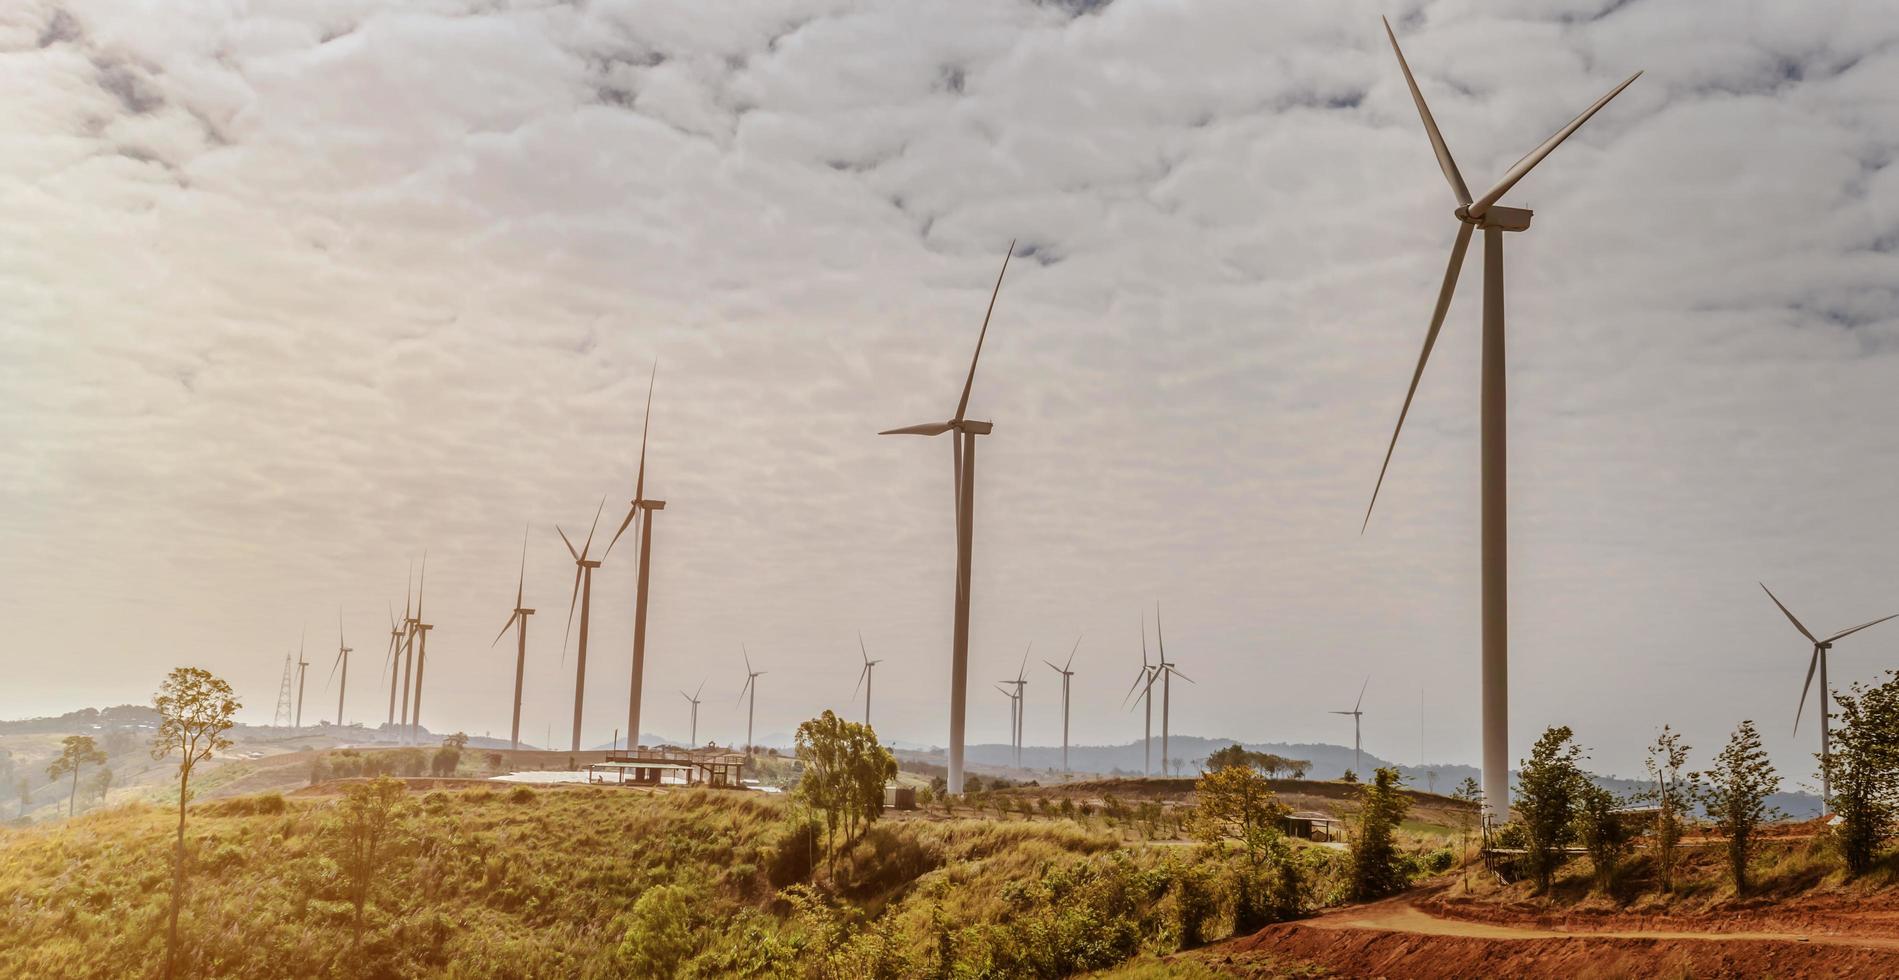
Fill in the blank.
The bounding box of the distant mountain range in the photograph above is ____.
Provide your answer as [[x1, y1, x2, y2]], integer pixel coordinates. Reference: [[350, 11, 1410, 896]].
[[4, 706, 1823, 817]]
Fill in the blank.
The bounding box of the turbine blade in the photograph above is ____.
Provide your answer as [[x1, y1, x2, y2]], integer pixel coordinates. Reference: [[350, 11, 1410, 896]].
[[415, 551, 427, 620], [580, 495, 606, 559], [491, 610, 519, 649], [1468, 71, 1642, 218], [634, 361, 656, 504], [327, 650, 343, 688], [604, 505, 640, 560], [1171, 667, 1195, 685], [1140, 611, 1150, 668], [954, 240, 1015, 423], [1760, 583, 1818, 644], [1825, 612, 1899, 644], [879, 421, 954, 436], [1044, 659, 1063, 674], [1018, 643, 1030, 682], [695, 678, 706, 700], [852, 664, 868, 703], [1364, 220, 1473, 531], [1794, 646, 1820, 735], [557, 524, 581, 562], [516, 522, 529, 606], [1122, 669, 1148, 706], [860, 631, 870, 666], [403, 560, 414, 622], [1356, 675, 1370, 712], [1155, 603, 1165, 662], [561, 564, 583, 664], [743, 643, 753, 675], [1382, 16, 1472, 206], [1066, 634, 1081, 671]]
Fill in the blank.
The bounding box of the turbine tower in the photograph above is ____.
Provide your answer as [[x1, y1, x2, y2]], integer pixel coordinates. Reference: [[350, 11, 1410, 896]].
[[272, 652, 295, 729], [682, 680, 705, 748], [1043, 635, 1081, 774], [1761, 584, 1899, 801], [557, 497, 608, 754], [1363, 18, 1641, 818], [408, 555, 434, 744], [852, 633, 883, 729], [738, 646, 765, 757], [329, 610, 352, 728], [995, 683, 1020, 766], [492, 524, 536, 752], [1123, 614, 1161, 776], [398, 562, 418, 738], [1331, 677, 1370, 777], [293, 630, 310, 730], [879, 241, 1015, 795], [606, 364, 664, 752]]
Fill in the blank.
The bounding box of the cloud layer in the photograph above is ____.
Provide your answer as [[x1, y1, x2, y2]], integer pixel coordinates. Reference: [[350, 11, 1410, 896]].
[[3, 0, 1898, 781]]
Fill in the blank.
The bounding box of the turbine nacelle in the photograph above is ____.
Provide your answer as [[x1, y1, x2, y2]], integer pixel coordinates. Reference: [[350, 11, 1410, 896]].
[[1456, 205, 1533, 232]]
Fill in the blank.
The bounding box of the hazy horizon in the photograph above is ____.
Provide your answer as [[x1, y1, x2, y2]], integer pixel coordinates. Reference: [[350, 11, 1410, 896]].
[[7, 0, 1899, 789]]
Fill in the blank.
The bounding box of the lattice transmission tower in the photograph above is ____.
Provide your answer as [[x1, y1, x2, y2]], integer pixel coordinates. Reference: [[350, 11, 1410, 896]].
[[272, 653, 296, 728]]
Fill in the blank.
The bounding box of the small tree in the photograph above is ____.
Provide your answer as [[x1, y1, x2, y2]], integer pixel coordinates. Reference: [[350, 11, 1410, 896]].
[[1825, 673, 1899, 876], [151, 666, 241, 978], [1691, 720, 1780, 892], [47, 735, 108, 817], [1451, 777, 1484, 890], [430, 746, 461, 777], [1572, 783, 1628, 891], [1349, 767, 1412, 900], [1516, 726, 1585, 893], [442, 731, 470, 751], [1645, 725, 1693, 892], [1191, 764, 1289, 866], [329, 775, 408, 942], [793, 710, 896, 873], [89, 767, 114, 804]]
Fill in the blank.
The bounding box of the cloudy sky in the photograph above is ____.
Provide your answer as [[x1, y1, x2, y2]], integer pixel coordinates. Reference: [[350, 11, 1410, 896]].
[[4, 0, 1898, 782]]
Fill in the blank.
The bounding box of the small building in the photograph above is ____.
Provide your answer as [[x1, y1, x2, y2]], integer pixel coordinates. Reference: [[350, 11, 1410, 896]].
[[589, 747, 746, 788], [1281, 810, 1340, 842], [884, 785, 917, 811]]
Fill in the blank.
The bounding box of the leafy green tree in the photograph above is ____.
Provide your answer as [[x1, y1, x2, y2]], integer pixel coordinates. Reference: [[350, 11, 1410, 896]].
[[1572, 782, 1628, 891], [151, 666, 240, 978], [1349, 767, 1411, 899], [430, 746, 461, 776], [1515, 726, 1585, 893], [793, 710, 897, 872], [1825, 672, 1899, 876], [47, 735, 107, 817], [1644, 725, 1692, 891], [89, 766, 114, 804], [329, 775, 408, 942], [1691, 719, 1780, 892], [1190, 764, 1289, 866]]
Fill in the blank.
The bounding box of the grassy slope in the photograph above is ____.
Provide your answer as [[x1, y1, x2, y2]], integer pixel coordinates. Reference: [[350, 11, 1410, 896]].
[[0, 783, 1338, 978]]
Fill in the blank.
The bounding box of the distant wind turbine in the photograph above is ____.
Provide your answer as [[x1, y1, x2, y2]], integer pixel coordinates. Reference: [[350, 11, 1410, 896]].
[[1761, 583, 1899, 801], [995, 683, 1020, 766], [1362, 17, 1641, 819], [383, 599, 404, 729], [408, 554, 434, 744], [557, 497, 608, 754], [879, 241, 1015, 795], [1044, 635, 1081, 774], [1150, 606, 1193, 777], [738, 645, 765, 756], [853, 633, 883, 729], [1000, 645, 1029, 767], [328, 610, 352, 728], [1123, 613, 1162, 776], [1331, 677, 1370, 777], [605, 363, 664, 753], [682, 680, 705, 748], [293, 629, 309, 730], [492, 524, 537, 752]]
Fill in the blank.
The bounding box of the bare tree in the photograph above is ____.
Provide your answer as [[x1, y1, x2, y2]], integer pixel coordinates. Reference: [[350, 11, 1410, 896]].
[[151, 667, 241, 979]]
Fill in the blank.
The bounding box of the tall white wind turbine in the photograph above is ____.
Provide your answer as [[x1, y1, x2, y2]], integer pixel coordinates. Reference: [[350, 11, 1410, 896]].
[[1364, 18, 1641, 819], [853, 633, 884, 729], [1044, 635, 1081, 774], [1330, 676, 1370, 777], [1761, 584, 1899, 802], [879, 242, 1015, 795]]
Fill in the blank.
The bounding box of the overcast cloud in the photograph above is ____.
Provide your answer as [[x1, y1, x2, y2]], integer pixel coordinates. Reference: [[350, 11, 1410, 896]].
[[3, 0, 1898, 782]]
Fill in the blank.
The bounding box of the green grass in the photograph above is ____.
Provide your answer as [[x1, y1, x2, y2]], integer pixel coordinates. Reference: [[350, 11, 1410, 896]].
[[0, 784, 1346, 978]]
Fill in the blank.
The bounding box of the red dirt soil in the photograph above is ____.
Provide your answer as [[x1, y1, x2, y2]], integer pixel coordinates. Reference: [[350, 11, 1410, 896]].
[[1202, 889, 1899, 979]]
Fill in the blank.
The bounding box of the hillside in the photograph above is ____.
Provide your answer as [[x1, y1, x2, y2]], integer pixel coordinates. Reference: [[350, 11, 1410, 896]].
[[0, 780, 1371, 978]]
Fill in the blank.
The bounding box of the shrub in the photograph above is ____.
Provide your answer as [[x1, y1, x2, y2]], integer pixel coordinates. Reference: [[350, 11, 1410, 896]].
[[506, 786, 537, 805], [616, 884, 700, 976]]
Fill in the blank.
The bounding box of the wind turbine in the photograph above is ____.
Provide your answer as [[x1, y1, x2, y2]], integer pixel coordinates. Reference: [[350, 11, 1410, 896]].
[[1331, 677, 1370, 777], [408, 554, 433, 744], [606, 364, 664, 753], [1123, 613, 1162, 776], [995, 683, 1020, 767], [398, 562, 418, 739], [682, 680, 705, 748], [1761, 583, 1899, 802], [1363, 18, 1641, 818], [737, 646, 765, 757], [557, 497, 607, 754], [1000, 645, 1029, 767], [492, 524, 536, 752], [329, 610, 352, 728], [879, 241, 1015, 795], [852, 633, 883, 729], [293, 629, 309, 730], [1044, 635, 1081, 774], [1152, 606, 1193, 777], [383, 599, 404, 730]]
